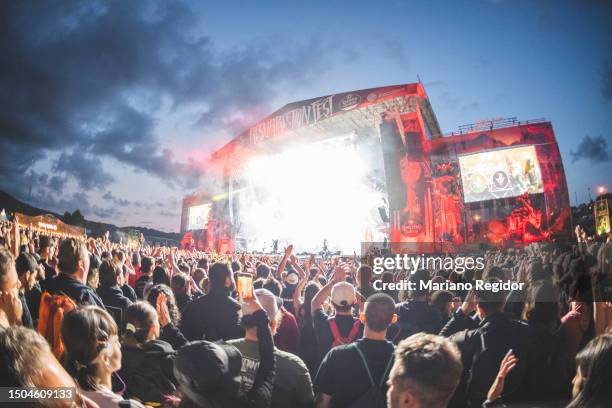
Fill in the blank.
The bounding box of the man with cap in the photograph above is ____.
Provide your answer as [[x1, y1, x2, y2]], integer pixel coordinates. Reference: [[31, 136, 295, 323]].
[[315, 293, 397, 408], [175, 296, 276, 408], [229, 288, 314, 408], [311, 263, 364, 360]]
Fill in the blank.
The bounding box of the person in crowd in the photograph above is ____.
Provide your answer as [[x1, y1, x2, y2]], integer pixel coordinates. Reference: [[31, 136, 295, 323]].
[[153, 265, 171, 286], [135, 256, 154, 300], [191, 267, 207, 293], [147, 284, 188, 349], [181, 262, 244, 341], [128, 251, 141, 288], [561, 259, 594, 360], [120, 301, 178, 406], [196, 257, 209, 274], [61, 306, 146, 408], [356, 264, 376, 300], [391, 269, 443, 343], [44, 238, 105, 308], [143, 266, 171, 300], [97, 259, 132, 328], [311, 264, 363, 359], [430, 290, 455, 327], [0, 246, 32, 328], [262, 276, 301, 354], [294, 279, 322, 375], [171, 272, 193, 313], [440, 278, 534, 408], [380, 271, 399, 302], [120, 266, 137, 303], [386, 333, 463, 408], [522, 281, 574, 401], [315, 293, 396, 408], [38, 235, 57, 287], [15, 252, 39, 326], [175, 297, 275, 408], [567, 333, 612, 408], [256, 263, 272, 280], [229, 288, 313, 408], [86, 262, 100, 290], [0, 326, 100, 407]]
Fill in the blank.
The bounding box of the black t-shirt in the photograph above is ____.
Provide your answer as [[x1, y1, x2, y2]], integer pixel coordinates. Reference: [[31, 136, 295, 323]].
[[313, 310, 364, 355], [315, 338, 395, 407]]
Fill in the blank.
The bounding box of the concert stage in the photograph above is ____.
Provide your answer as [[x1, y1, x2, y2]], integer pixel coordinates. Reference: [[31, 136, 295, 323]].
[[180, 83, 571, 253]]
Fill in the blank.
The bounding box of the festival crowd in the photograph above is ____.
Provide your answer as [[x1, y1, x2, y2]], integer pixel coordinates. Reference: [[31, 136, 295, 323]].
[[1, 213, 612, 408]]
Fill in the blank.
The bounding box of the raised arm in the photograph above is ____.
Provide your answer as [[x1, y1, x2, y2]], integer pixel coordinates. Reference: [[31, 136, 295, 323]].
[[311, 264, 345, 316], [276, 244, 293, 279], [246, 308, 276, 408], [292, 261, 309, 313], [311, 280, 333, 316]]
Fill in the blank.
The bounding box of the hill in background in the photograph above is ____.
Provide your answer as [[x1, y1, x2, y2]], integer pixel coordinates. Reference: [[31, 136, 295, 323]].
[[0, 190, 181, 245]]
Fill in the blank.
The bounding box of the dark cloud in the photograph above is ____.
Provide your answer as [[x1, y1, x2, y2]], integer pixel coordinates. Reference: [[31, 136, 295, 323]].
[[54, 151, 115, 190], [0, 0, 342, 222], [570, 135, 611, 163], [101, 191, 132, 207]]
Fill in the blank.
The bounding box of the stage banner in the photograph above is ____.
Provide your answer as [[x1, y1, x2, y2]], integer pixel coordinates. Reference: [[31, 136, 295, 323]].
[[595, 198, 610, 236]]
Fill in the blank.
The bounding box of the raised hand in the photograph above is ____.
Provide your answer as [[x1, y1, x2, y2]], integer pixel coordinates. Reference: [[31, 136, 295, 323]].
[[461, 289, 477, 315], [487, 349, 517, 402], [0, 286, 23, 327]]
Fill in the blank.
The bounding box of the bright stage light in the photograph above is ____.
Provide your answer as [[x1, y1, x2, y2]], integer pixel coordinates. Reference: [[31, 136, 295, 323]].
[[598, 186, 607, 195], [236, 137, 386, 253]]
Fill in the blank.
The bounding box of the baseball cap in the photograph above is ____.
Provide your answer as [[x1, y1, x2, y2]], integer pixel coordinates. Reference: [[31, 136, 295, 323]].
[[174, 340, 242, 397], [253, 288, 281, 319], [331, 281, 356, 307]]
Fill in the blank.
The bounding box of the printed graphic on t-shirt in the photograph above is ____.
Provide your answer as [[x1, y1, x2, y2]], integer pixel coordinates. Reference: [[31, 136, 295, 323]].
[[238, 356, 260, 396]]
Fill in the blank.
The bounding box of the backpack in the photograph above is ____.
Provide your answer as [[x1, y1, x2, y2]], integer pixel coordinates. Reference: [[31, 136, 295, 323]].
[[348, 343, 394, 408], [37, 291, 77, 359], [329, 318, 361, 348]]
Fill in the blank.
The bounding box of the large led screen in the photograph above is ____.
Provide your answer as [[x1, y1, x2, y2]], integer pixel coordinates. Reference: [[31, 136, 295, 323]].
[[188, 203, 212, 230], [459, 146, 543, 203]]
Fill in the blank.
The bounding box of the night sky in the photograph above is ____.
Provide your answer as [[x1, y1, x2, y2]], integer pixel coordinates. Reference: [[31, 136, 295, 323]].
[[1, 0, 611, 232]]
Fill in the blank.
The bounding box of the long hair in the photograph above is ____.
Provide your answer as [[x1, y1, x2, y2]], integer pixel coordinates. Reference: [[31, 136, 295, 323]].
[[567, 333, 612, 408], [299, 281, 321, 326], [147, 284, 180, 326], [153, 266, 170, 286], [61, 306, 118, 391]]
